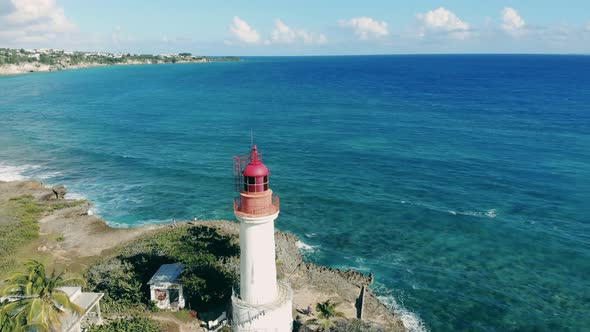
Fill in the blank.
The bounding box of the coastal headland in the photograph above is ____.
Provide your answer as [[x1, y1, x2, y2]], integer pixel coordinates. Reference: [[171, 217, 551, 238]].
[[0, 48, 240, 76], [0, 180, 406, 331]]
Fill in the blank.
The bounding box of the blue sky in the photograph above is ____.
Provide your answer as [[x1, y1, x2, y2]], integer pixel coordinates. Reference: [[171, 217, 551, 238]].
[[1, 0, 589, 55]]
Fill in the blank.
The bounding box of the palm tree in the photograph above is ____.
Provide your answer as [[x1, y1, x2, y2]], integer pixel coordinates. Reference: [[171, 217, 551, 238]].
[[1, 300, 23, 332], [1, 261, 84, 332], [306, 299, 346, 331]]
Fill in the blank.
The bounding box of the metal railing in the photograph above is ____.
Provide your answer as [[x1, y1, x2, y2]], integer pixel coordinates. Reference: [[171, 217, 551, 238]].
[[230, 281, 292, 328]]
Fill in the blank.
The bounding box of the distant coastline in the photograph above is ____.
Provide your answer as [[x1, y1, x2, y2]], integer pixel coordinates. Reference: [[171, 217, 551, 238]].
[[0, 48, 240, 76]]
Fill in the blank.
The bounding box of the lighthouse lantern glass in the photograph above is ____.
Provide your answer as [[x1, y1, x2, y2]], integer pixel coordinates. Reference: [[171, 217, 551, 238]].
[[243, 175, 269, 192]]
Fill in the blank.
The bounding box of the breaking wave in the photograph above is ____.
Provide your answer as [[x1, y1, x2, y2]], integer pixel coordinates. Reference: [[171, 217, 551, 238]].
[[296, 240, 319, 253], [400, 199, 497, 219], [447, 208, 497, 218], [0, 163, 39, 181], [373, 285, 427, 332]]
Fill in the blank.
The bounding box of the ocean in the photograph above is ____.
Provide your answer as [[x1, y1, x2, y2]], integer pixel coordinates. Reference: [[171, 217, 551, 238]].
[[1, 55, 589, 331]]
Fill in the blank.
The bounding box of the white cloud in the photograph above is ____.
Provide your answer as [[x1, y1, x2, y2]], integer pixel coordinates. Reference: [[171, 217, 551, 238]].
[[269, 19, 327, 45], [416, 7, 471, 40], [502, 7, 526, 37], [0, 0, 76, 44], [229, 16, 260, 44], [339, 17, 388, 40]]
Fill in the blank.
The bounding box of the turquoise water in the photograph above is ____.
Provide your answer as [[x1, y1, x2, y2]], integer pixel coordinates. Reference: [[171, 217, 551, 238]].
[[1, 56, 589, 331]]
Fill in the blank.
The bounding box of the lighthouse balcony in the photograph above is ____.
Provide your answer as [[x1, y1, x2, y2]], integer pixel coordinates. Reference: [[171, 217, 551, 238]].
[[234, 195, 280, 217]]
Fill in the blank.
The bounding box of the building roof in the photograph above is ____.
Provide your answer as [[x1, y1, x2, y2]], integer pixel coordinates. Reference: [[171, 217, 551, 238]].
[[58, 287, 104, 332], [148, 263, 184, 285]]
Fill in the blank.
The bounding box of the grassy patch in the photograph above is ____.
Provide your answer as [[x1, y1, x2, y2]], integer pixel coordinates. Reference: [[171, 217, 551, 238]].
[[0, 195, 45, 276], [0, 195, 86, 279], [48, 200, 86, 211], [173, 309, 194, 323]]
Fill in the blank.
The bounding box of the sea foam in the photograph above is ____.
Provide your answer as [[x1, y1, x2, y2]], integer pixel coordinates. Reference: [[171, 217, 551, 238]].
[[35, 170, 64, 180], [0, 163, 38, 181], [296, 240, 318, 253], [64, 192, 87, 200], [376, 293, 427, 332], [447, 208, 497, 219]]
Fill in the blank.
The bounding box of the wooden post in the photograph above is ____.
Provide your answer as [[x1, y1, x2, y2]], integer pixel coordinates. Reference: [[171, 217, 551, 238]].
[[96, 301, 102, 324], [357, 285, 366, 320]]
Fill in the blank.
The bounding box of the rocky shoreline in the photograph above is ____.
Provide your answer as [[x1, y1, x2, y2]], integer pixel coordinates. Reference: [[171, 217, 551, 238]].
[[0, 180, 407, 331]]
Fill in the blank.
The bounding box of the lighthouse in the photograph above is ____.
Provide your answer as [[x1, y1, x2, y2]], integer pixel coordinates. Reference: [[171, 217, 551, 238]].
[[231, 146, 293, 331]]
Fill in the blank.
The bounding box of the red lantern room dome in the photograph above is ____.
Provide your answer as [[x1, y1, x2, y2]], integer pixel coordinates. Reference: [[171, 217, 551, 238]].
[[243, 146, 269, 177], [233, 145, 279, 216]]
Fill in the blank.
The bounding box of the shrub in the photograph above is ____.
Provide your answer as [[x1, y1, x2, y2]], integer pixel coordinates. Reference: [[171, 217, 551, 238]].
[[86, 316, 161, 332], [85, 225, 239, 313], [85, 259, 144, 312]]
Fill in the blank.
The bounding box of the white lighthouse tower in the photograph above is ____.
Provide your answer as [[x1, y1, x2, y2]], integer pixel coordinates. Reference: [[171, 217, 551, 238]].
[[231, 146, 293, 331]]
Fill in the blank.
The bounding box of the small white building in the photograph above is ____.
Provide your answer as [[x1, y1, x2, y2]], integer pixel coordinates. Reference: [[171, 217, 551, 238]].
[[58, 286, 104, 332], [148, 263, 186, 310], [0, 287, 103, 332]]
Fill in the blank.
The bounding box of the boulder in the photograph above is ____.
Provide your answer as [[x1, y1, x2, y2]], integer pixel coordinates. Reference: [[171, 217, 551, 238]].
[[51, 186, 67, 200]]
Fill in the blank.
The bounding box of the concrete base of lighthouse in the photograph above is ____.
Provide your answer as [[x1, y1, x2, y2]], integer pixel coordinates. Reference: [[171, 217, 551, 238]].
[[231, 281, 293, 332]]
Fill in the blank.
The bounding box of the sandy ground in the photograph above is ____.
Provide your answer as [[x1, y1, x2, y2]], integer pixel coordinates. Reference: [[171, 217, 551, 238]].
[[39, 203, 162, 258]]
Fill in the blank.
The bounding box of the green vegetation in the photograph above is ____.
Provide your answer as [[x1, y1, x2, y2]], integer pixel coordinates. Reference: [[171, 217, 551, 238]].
[[0, 48, 240, 68], [306, 300, 346, 332], [0, 196, 45, 276], [0, 195, 85, 278], [0, 261, 84, 332], [87, 316, 162, 332], [48, 201, 86, 211], [173, 309, 195, 322], [85, 225, 239, 314]]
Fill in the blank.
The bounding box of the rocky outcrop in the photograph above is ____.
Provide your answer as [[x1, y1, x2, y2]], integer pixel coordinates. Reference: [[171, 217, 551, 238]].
[[51, 186, 67, 200], [273, 231, 405, 331], [202, 222, 407, 331]]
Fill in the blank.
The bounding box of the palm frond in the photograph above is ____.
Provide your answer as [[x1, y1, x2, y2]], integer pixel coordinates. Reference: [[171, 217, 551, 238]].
[[52, 291, 84, 315], [3, 261, 85, 331]]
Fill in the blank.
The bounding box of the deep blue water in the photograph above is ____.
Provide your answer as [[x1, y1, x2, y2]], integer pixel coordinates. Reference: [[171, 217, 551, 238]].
[[1, 55, 590, 331]]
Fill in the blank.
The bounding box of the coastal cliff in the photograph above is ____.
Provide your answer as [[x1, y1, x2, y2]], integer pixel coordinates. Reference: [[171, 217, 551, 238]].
[[0, 180, 406, 331]]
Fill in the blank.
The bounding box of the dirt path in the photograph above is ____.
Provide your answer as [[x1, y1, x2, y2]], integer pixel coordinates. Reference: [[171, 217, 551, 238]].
[[151, 313, 205, 332]]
